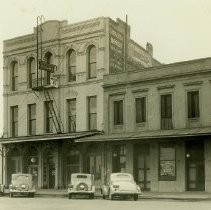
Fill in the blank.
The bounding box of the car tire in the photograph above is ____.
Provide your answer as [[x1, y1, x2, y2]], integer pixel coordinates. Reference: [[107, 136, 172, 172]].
[[68, 193, 72, 199], [89, 193, 94, 199], [10, 192, 13, 198], [134, 194, 138, 201], [31, 193, 35, 198], [102, 195, 106, 199]]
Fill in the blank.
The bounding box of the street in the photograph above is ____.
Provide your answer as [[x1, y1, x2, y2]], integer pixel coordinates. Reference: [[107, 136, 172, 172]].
[[0, 197, 211, 210]]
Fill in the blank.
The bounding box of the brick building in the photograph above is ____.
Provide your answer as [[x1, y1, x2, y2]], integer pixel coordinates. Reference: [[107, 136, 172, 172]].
[[0, 17, 158, 189]]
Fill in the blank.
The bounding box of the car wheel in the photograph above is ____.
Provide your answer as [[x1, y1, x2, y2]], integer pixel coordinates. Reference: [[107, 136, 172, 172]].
[[89, 193, 94, 199], [68, 193, 72, 199], [102, 195, 106, 199], [31, 193, 35, 198], [10, 192, 13, 198], [134, 194, 138, 201]]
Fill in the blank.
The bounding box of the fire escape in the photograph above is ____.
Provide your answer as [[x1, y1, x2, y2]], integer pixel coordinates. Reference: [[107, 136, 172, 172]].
[[32, 16, 64, 134]]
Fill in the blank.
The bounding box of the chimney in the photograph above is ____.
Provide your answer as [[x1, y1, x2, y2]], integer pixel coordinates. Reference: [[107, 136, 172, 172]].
[[146, 42, 153, 56]]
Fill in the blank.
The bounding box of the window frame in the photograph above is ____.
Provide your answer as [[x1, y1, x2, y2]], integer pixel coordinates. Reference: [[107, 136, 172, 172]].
[[135, 97, 146, 124], [28, 57, 36, 88], [44, 52, 53, 85], [11, 106, 18, 137], [113, 100, 124, 126], [67, 98, 76, 132], [67, 50, 76, 82], [87, 45, 97, 79], [11, 61, 18, 91], [187, 90, 200, 119], [28, 103, 36, 135], [88, 96, 97, 131], [45, 101, 53, 133]]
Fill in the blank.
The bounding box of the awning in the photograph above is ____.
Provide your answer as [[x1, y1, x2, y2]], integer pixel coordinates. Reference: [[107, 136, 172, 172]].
[[75, 127, 211, 142], [0, 131, 100, 144]]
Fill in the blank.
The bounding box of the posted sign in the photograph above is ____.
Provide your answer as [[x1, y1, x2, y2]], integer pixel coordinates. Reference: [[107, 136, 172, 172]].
[[39, 60, 56, 73]]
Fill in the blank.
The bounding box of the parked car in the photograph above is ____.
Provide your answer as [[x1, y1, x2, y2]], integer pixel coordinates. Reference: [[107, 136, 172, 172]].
[[9, 173, 36, 197], [67, 173, 95, 199], [101, 173, 141, 201], [0, 184, 5, 196]]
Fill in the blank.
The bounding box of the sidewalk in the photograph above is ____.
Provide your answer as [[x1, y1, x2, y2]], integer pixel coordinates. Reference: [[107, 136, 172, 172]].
[[3, 189, 211, 201]]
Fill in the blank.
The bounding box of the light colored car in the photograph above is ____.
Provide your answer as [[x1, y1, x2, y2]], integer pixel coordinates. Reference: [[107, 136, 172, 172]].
[[101, 173, 141, 201], [9, 173, 36, 197], [0, 184, 5, 196], [67, 173, 95, 199]]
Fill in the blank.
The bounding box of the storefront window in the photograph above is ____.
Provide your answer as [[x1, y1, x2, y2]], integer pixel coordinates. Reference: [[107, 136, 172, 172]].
[[159, 143, 176, 181]]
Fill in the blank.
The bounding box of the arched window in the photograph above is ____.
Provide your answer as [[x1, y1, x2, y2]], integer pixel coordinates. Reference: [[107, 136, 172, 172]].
[[44, 52, 53, 85], [88, 45, 96, 79], [28, 57, 36, 88], [11, 61, 18, 91], [67, 50, 76, 82]]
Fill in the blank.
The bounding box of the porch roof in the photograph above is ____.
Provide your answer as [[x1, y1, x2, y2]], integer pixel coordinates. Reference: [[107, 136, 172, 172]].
[[75, 127, 211, 142], [0, 131, 100, 144]]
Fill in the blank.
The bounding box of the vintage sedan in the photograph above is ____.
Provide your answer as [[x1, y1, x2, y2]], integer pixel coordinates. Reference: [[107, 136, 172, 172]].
[[9, 173, 36, 197], [67, 173, 95, 199], [0, 184, 5, 196], [101, 173, 141, 201]]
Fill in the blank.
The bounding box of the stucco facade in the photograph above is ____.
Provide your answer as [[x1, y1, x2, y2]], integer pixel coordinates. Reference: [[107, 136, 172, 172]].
[[0, 17, 158, 189]]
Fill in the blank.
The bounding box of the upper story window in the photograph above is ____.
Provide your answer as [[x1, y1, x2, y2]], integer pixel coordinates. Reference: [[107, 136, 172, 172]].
[[11, 106, 18, 137], [67, 50, 76, 82], [45, 101, 53, 133], [28, 104, 36, 135], [67, 99, 76, 132], [88, 45, 96, 79], [44, 52, 53, 85], [161, 94, 173, 130], [135, 97, 146, 123], [187, 91, 199, 118], [11, 61, 18, 91], [28, 57, 36, 88], [88, 96, 97, 131], [114, 100, 123, 125]]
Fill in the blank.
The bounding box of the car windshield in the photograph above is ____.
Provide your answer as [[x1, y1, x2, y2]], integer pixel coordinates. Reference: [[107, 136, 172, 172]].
[[110, 174, 133, 182], [76, 175, 88, 179]]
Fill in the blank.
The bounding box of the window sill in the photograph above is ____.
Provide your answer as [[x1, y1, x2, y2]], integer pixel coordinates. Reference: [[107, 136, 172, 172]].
[[188, 117, 199, 122]]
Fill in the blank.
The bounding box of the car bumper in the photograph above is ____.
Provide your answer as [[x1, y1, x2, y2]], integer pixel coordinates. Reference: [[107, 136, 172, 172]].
[[111, 190, 141, 195], [10, 189, 36, 193], [68, 189, 95, 194]]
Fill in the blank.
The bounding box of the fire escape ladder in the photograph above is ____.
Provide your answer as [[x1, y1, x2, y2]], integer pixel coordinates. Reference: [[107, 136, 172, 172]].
[[43, 89, 64, 134]]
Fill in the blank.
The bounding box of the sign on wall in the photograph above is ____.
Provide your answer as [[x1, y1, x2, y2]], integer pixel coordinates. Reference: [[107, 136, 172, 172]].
[[109, 26, 125, 74]]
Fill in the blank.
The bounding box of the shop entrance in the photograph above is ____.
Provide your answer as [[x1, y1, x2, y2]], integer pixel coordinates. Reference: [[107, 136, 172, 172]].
[[186, 140, 205, 191], [134, 144, 150, 191]]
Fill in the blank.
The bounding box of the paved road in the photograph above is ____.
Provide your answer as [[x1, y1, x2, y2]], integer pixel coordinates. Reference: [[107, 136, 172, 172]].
[[0, 197, 211, 210]]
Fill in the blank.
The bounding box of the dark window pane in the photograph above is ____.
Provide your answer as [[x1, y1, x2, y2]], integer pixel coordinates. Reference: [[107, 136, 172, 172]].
[[136, 97, 146, 123], [88, 46, 96, 79], [68, 50, 76, 82], [88, 96, 97, 130], [28, 104, 36, 135], [12, 62, 18, 91], [114, 100, 123, 125], [161, 94, 173, 130], [45, 101, 53, 133], [11, 106, 18, 137], [188, 91, 199, 118], [67, 99, 76, 132]]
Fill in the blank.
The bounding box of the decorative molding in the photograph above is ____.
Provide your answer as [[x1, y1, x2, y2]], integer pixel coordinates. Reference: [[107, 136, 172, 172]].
[[183, 81, 203, 86], [132, 88, 149, 93], [157, 84, 175, 90], [109, 91, 126, 97]]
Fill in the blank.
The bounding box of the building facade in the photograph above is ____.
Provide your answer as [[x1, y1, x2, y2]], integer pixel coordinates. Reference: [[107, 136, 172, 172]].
[[0, 17, 158, 189], [91, 57, 211, 192]]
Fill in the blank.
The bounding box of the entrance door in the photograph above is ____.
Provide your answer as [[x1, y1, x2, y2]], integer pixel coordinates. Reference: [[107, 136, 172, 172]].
[[29, 166, 38, 188], [134, 144, 150, 191], [186, 140, 205, 191]]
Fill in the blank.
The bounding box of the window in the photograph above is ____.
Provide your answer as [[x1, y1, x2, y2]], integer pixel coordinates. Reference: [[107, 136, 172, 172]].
[[11, 61, 18, 91], [114, 100, 123, 125], [28, 57, 36, 88], [159, 143, 176, 181], [44, 52, 53, 85], [88, 96, 97, 130], [11, 106, 18, 137], [161, 94, 173, 130], [67, 99, 76, 132], [112, 145, 126, 173], [45, 101, 53, 133], [188, 91, 199, 118], [28, 104, 36, 135], [136, 97, 146, 123], [88, 46, 96, 79], [67, 50, 76, 82]]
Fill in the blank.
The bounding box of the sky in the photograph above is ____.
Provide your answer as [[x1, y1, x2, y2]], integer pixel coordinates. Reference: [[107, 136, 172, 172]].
[[0, 0, 211, 135]]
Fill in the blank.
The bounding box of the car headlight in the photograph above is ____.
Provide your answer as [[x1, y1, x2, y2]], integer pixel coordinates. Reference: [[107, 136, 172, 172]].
[[112, 185, 119, 189], [68, 184, 73, 189], [136, 185, 141, 192]]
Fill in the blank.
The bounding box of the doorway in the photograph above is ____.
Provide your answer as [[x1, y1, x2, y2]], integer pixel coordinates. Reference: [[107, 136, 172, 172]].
[[134, 144, 150, 191], [186, 140, 205, 191]]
